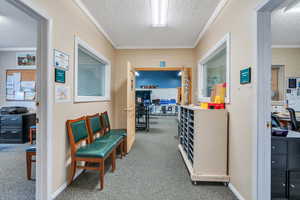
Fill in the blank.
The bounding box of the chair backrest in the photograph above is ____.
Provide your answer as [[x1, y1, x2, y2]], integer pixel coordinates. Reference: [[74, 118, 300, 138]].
[[66, 117, 90, 155], [101, 111, 111, 132], [287, 107, 298, 130], [86, 113, 104, 142], [271, 114, 281, 128]]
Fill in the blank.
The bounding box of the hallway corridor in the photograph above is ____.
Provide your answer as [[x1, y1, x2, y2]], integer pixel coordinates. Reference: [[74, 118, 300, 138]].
[[57, 116, 236, 200]]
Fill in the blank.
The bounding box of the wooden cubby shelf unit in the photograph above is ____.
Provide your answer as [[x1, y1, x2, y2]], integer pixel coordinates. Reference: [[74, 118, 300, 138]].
[[178, 105, 230, 183]]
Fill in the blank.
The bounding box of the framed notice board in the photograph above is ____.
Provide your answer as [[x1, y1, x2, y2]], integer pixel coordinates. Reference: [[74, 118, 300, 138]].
[[6, 69, 36, 101]]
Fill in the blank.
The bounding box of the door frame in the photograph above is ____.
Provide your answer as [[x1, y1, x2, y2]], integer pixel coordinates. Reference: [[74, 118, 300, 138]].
[[135, 67, 185, 71], [255, 0, 285, 199], [7, 1, 54, 200]]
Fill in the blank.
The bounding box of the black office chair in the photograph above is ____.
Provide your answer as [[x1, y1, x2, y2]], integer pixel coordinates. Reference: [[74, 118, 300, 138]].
[[287, 108, 300, 131], [272, 114, 281, 128], [161, 106, 166, 114]]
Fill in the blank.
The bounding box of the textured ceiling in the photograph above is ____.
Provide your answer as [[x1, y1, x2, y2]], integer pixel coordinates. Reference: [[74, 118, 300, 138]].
[[80, 0, 221, 48], [272, 1, 300, 46], [0, 0, 37, 48]]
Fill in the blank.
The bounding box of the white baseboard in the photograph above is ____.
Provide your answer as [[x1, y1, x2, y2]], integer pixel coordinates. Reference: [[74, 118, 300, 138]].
[[228, 183, 246, 200], [51, 169, 84, 199]]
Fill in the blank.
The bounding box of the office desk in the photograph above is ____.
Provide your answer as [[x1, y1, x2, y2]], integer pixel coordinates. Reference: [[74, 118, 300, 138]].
[[272, 132, 300, 199], [275, 112, 300, 121], [0, 113, 36, 143], [274, 112, 300, 128]]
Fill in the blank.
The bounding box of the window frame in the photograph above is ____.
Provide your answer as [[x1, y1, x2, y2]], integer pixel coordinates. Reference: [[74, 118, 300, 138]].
[[197, 33, 231, 103], [271, 65, 285, 105], [74, 37, 111, 102]]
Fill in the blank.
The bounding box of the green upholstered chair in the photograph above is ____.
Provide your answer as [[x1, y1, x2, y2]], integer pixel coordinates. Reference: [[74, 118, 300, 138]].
[[101, 112, 128, 153], [66, 116, 116, 190], [86, 113, 125, 158]]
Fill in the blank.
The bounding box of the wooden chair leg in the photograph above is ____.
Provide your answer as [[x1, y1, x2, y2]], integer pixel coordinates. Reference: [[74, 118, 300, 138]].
[[111, 150, 116, 172], [120, 142, 123, 159], [69, 160, 76, 185], [99, 161, 104, 190], [26, 153, 31, 180], [29, 129, 33, 144], [124, 137, 128, 155]]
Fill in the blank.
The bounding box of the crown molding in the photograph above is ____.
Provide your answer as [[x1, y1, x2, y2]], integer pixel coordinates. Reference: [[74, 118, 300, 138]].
[[73, 0, 116, 48], [0, 47, 36, 51], [193, 0, 229, 48], [272, 45, 300, 48], [116, 45, 194, 50], [74, 0, 230, 50]]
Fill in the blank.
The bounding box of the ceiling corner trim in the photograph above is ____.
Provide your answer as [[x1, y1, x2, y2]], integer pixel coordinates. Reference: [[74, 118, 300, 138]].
[[73, 0, 117, 48], [193, 0, 229, 48], [272, 45, 300, 48], [116, 45, 195, 50]]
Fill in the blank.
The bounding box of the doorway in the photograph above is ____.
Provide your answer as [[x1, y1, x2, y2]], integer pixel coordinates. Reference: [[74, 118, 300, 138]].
[[0, 0, 53, 199], [134, 67, 192, 132]]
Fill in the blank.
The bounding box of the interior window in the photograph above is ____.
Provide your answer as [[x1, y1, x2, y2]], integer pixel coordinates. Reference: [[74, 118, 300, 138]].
[[271, 65, 284, 102], [198, 34, 230, 103], [75, 38, 111, 102], [203, 47, 226, 97]]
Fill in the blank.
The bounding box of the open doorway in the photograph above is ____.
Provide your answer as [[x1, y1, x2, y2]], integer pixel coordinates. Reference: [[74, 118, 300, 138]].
[[270, 1, 300, 199], [134, 67, 192, 133], [0, 0, 52, 199], [0, 1, 38, 199], [256, 0, 300, 200]]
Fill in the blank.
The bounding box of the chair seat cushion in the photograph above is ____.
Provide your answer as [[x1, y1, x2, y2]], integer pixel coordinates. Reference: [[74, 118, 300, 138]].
[[109, 129, 127, 136], [26, 146, 36, 152], [95, 134, 123, 146], [76, 142, 114, 158]]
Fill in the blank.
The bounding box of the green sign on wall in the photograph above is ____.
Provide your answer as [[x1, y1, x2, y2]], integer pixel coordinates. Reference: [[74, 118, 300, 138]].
[[55, 68, 66, 83], [240, 67, 251, 85]]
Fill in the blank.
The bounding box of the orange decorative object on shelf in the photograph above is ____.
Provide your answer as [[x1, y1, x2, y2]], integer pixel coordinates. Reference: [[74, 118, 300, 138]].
[[208, 103, 226, 109]]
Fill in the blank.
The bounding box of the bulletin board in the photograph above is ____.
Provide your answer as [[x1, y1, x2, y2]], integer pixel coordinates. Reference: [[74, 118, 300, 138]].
[[6, 69, 36, 101], [286, 77, 300, 111]]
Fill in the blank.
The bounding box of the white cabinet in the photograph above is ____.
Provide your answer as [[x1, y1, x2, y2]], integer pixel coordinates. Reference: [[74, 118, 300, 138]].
[[178, 105, 229, 183]]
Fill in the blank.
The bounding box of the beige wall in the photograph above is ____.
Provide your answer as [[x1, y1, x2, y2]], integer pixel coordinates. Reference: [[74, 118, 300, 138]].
[[30, 0, 116, 194], [113, 49, 195, 129], [272, 48, 300, 77], [195, 0, 261, 199]]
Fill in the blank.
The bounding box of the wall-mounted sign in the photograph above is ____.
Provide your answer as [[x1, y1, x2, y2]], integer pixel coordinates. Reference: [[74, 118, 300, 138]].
[[55, 85, 70, 103], [288, 78, 297, 89], [55, 68, 66, 83], [160, 61, 166, 67], [16, 52, 36, 66], [240, 67, 251, 85], [54, 49, 69, 71]]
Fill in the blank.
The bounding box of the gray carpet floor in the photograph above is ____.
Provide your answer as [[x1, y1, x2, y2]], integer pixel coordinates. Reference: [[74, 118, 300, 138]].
[[56, 116, 237, 200], [0, 144, 35, 200]]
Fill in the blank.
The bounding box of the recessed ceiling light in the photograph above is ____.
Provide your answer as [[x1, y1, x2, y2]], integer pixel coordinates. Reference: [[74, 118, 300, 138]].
[[151, 0, 169, 27], [0, 16, 6, 23]]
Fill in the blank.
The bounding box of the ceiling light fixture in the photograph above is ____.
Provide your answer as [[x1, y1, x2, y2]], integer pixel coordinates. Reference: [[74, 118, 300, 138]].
[[151, 0, 169, 27], [283, 0, 300, 13]]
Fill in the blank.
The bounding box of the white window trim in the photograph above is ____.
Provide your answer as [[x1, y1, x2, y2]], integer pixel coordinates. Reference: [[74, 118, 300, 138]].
[[197, 33, 231, 103], [74, 37, 111, 102]]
